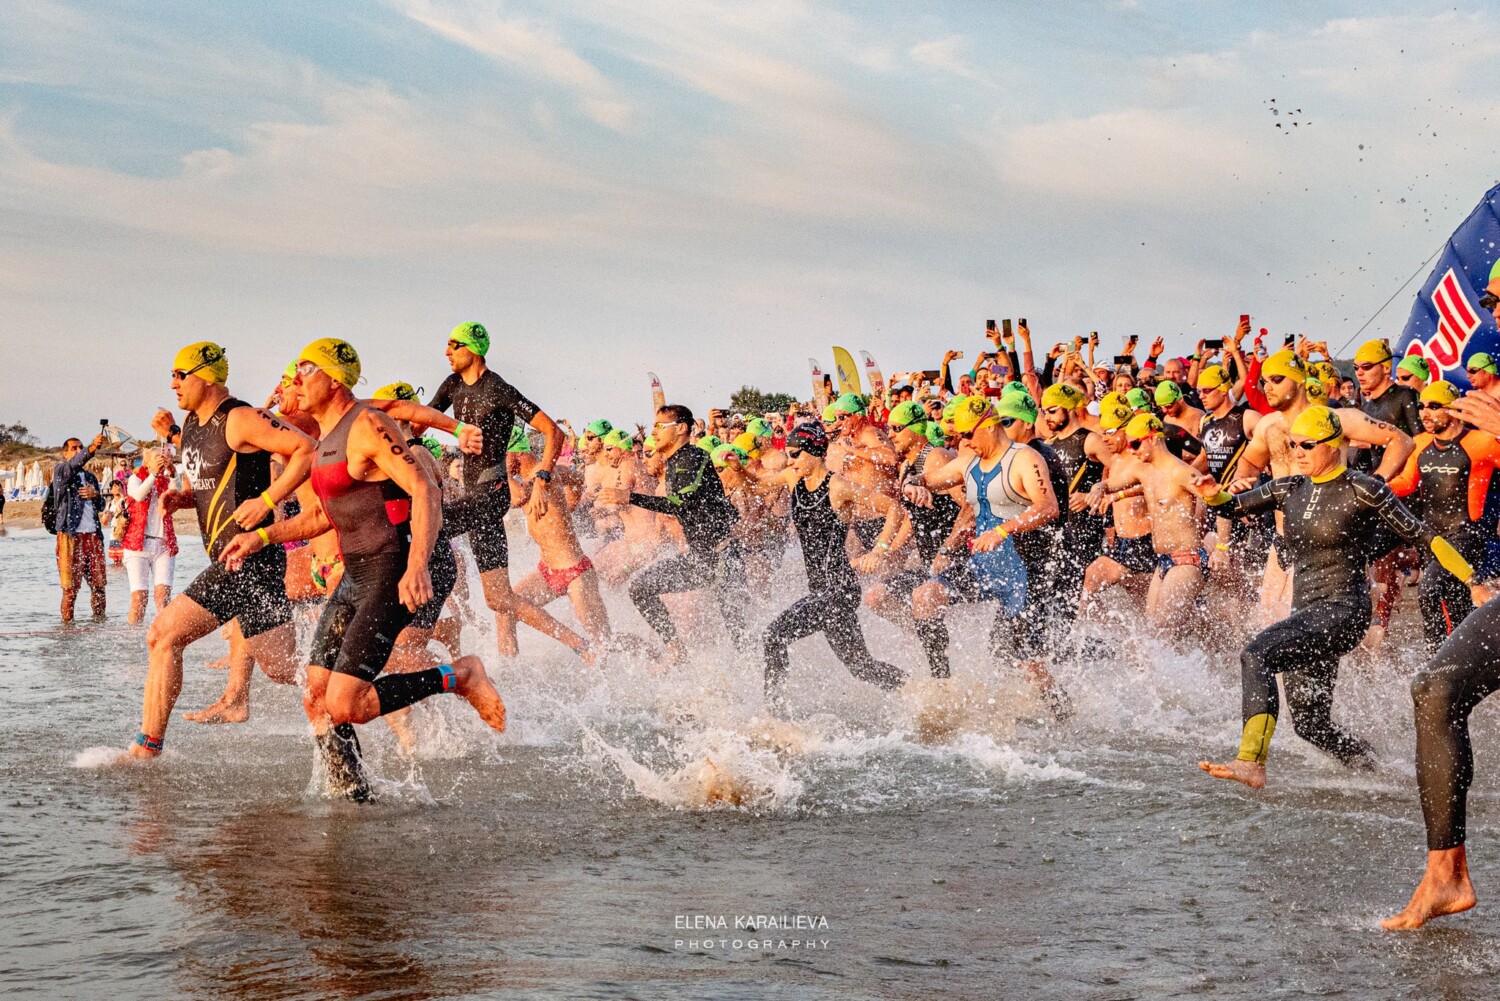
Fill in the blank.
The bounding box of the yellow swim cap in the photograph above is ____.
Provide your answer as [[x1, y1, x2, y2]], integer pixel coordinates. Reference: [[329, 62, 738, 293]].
[[1196, 365, 1230, 391], [1305, 378, 1327, 403], [1041, 383, 1086, 409], [950, 395, 997, 434], [299, 337, 361, 389], [1099, 392, 1134, 431], [1354, 339, 1394, 366], [1288, 405, 1343, 446], [374, 382, 419, 401], [1262, 349, 1307, 384], [172, 341, 229, 385], [1420, 380, 1460, 407], [1311, 361, 1339, 384], [1125, 412, 1164, 440], [732, 431, 761, 459]]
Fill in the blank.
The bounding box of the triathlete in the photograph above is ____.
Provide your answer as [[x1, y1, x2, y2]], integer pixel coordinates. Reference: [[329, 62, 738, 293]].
[[426, 321, 566, 658], [220, 339, 508, 798], [1386, 380, 1500, 651], [1037, 382, 1107, 634], [1082, 393, 1155, 610], [626, 403, 746, 663], [1197, 406, 1474, 789], [1110, 414, 1213, 639], [1195, 364, 1264, 583], [826, 393, 900, 552], [501, 438, 607, 657], [590, 431, 669, 587], [1228, 349, 1415, 625], [918, 396, 1069, 716], [127, 341, 313, 761], [762, 424, 906, 708], [857, 401, 963, 677], [1154, 380, 1205, 439]]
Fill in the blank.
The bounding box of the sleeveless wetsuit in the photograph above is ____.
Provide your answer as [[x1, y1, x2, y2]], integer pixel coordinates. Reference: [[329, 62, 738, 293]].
[[180, 397, 290, 637], [936, 442, 1029, 614], [764, 473, 904, 700]]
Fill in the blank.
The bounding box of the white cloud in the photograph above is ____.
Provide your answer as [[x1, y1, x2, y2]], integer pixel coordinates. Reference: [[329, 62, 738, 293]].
[[909, 35, 996, 88]]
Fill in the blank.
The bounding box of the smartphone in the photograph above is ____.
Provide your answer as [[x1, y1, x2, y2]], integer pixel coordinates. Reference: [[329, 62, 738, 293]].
[[920, 369, 942, 382], [950, 351, 963, 361], [1018, 317, 1027, 328], [1002, 319, 1013, 337], [1113, 355, 1134, 367], [1239, 314, 1250, 327], [1204, 339, 1224, 351], [1283, 333, 1295, 347], [986, 319, 997, 332], [1090, 331, 1099, 342]]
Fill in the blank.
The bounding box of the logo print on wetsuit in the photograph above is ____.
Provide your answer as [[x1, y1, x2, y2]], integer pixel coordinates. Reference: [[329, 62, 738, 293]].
[[180, 446, 205, 490]]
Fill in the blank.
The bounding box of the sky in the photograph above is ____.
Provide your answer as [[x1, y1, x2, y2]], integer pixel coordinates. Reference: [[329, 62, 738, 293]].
[[2, 0, 1498, 445]]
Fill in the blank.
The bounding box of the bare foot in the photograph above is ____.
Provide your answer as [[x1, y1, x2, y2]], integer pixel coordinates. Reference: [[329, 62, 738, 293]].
[[1383, 848, 1476, 929], [126, 744, 159, 761], [1198, 758, 1266, 789], [184, 691, 250, 724], [204, 654, 232, 671], [452, 655, 506, 732]]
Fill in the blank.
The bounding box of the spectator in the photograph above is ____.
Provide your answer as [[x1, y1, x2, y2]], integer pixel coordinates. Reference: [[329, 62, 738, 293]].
[[51, 433, 108, 622], [123, 448, 179, 625]]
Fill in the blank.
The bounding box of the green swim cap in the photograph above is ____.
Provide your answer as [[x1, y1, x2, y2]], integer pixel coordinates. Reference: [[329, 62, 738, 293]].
[[449, 321, 490, 357], [696, 434, 723, 453], [584, 419, 613, 438], [1153, 380, 1183, 406], [996, 392, 1038, 424], [1396, 355, 1431, 381], [602, 428, 633, 451], [1469, 351, 1499, 375], [942, 395, 969, 422], [1004, 380, 1028, 397], [507, 426, 531, 453], [832, 392, 866, 415], [711, 443, 750, 468], [420, 436, 443, 460], [745, 417, 773, 440], [821, 403, 839, 422], [924, 423, 948, 446], [888, 401, 929, 431], [644, 434, 657, 451], [1125, 388, 1152, 411]]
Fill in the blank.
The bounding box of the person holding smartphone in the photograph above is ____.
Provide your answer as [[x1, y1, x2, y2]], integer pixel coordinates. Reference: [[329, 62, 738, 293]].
[[50, 431, 110, 622]]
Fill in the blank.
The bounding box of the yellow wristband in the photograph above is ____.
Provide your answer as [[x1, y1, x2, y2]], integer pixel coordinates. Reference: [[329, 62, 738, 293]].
[[261, 491, 276, 511], [255, 527, 271, 546], [993, 526, 1010, 541]]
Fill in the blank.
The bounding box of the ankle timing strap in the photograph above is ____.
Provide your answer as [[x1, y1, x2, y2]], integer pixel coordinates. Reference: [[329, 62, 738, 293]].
[[437, 664, 457, 692], [135, 732, 164, 753]]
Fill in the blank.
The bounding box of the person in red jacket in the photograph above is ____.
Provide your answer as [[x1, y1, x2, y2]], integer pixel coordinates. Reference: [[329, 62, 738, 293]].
[[123, 449, 180, 625]]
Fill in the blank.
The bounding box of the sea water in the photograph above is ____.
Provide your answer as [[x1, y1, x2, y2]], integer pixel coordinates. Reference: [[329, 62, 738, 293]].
[[2, 523, 1499, 999]]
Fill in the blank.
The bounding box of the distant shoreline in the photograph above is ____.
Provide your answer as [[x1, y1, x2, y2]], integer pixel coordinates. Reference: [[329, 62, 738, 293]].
[[2, 500, 202, 536]]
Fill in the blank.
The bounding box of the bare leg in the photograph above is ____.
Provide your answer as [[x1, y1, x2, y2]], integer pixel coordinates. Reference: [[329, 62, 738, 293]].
[[1080, 556, 1128, 616], [567, 570, 612, 646], [479, 567, 520, 657], [1383, 846, 1477, 929], [865, 583, 916, 633], [129, 590, 148, 626], [1149, 564, 1205, 641], [321, 654, 505, 731], [153, 583, 171, 612], [129, 597, 221, 757], [510, 570, 594, 662], [185, 621, 253, 724]]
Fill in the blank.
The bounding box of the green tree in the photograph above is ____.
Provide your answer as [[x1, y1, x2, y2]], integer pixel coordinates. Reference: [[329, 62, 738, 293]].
[[0, 422, 37, 447], [729, 386, 798, 416]]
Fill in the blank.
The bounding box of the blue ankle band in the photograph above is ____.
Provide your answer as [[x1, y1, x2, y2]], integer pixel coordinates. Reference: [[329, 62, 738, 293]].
[[135, 732, 163, 752], [437, 664, 457, 693]]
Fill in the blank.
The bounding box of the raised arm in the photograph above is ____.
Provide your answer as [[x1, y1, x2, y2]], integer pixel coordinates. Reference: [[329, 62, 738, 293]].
[[224, 407, 317, 529]]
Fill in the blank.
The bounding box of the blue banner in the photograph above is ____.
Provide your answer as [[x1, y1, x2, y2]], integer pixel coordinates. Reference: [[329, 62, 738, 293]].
[[1395, 183, 1500, 390]]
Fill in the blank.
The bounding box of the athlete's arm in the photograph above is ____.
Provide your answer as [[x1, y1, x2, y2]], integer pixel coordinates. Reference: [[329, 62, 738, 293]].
[[1386, 438, 1424, 498], [629, 449, 710, 516], [973, 448, 1058, 552], [355, 408, 440, 611], [523, 410, 564, 520], [365, 398, 482, 455], [922, 453, 970, 493], [1206, 477, 1283, 519], [1228, 423, 1272, 490], [1337, 409, 1414, 480], [1449, 392, 1500, 437], [225, 406, 318, 529], [219, 493, 332, 571]]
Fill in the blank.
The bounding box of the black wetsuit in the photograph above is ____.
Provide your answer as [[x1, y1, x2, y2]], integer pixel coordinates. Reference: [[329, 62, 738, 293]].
[[1199, 403, 1270, 563], [764, 473, 904, 698], [428, 369, 541, 572], [1162, 422, 1203, 465], [1044, 426, 1106, 613], [627, 443, 746, 645], [1357, 382, 1422, 470], [1006, 439, 1070, 661], [1393, 430, 1500, 651], [885, 445, 962, 678], [1214, 468, 1431, 765], [180, 397, 290, 637]]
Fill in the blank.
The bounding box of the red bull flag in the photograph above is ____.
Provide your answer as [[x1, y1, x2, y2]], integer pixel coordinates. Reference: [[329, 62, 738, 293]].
[[1396, 182, 1500, 389]]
